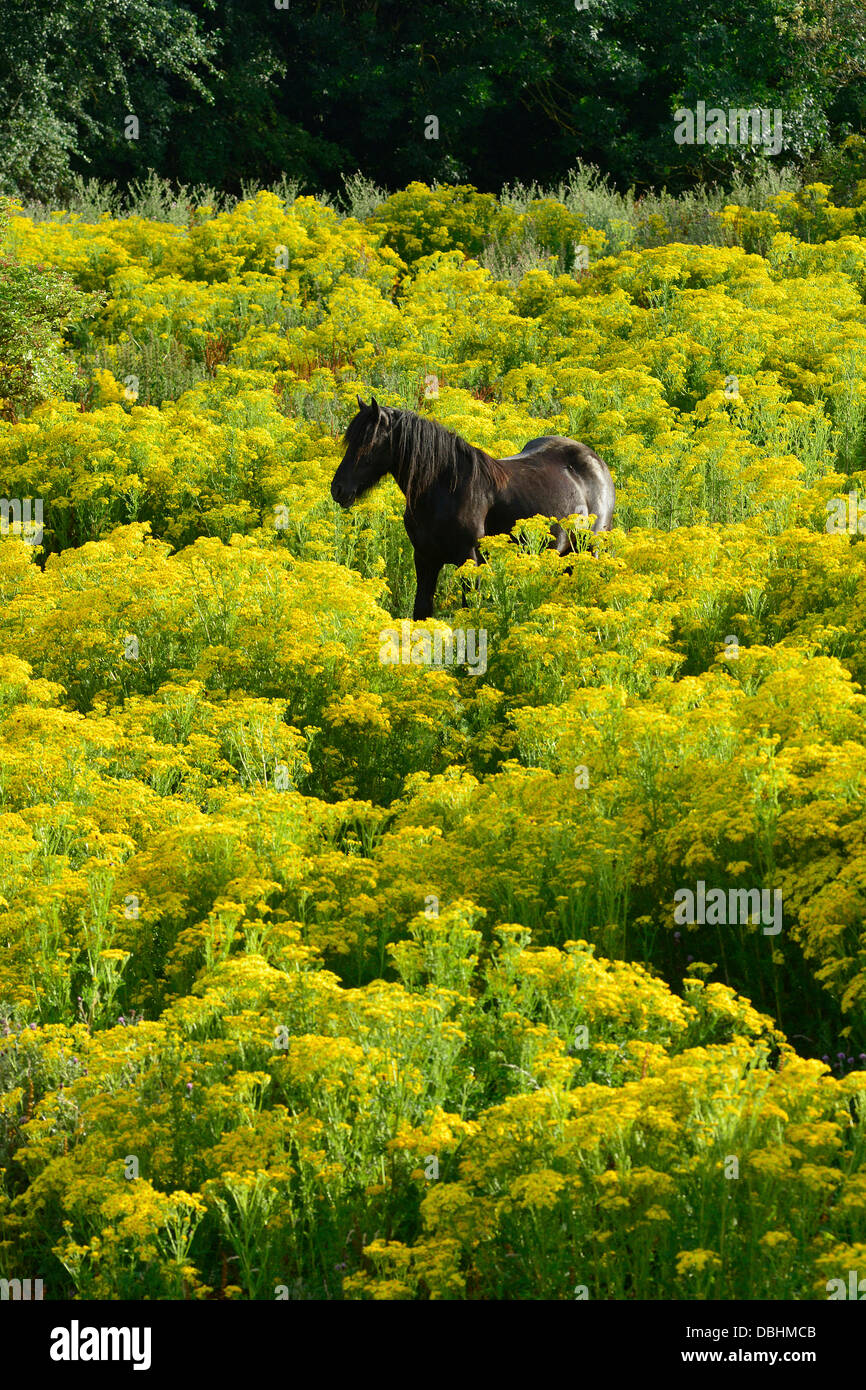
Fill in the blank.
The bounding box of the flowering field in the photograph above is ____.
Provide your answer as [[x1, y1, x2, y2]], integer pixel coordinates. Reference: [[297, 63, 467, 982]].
[[2, 180, 866, 1300]]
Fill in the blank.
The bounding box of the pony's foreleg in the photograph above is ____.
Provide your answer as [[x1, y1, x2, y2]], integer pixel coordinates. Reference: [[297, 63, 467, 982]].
[[460, 544, 485, 606], [412, 553, 442, 621]]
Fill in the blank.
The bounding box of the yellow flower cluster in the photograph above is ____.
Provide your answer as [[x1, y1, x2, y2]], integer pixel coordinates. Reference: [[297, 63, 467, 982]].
[[1, 182, 866, 1299]]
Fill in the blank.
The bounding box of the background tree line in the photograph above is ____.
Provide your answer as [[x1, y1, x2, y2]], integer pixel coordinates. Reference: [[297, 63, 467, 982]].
[[1, 0, 865, 202]]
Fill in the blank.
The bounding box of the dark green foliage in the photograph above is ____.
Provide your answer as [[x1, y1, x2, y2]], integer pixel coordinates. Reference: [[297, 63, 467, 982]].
[[1, 0, 866, 202], [0, 201, 98, 420]]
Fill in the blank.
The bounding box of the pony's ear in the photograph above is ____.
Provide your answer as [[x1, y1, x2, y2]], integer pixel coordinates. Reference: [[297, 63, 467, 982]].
[[370, 395, 381, 419], [356, 394, 366, 410]]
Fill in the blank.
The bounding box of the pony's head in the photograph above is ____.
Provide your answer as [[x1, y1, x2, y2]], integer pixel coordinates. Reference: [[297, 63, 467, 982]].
[[331, 396, 394, 507]]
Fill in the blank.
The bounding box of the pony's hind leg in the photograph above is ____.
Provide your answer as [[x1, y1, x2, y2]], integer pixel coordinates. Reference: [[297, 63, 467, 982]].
[[550, 523, 575, 557], [556, 515, 602, 564], [549, 521, 584, 576], [549, 523, 578, 572]]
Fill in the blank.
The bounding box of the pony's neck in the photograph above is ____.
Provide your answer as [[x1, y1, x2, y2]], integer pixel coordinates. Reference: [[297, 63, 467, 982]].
[[388, 452, 412, 498], [389, 410, 497, 506]]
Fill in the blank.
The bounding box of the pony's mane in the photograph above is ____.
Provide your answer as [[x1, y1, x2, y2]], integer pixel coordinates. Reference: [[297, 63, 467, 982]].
[[344, 407, 507, 510]]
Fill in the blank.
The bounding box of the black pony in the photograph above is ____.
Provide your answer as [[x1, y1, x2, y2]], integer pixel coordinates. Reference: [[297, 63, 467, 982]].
[[331, 397, 615, 620]]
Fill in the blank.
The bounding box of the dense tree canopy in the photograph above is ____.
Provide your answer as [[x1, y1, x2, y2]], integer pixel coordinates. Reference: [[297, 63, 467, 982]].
[[1, 0, 865, 198]]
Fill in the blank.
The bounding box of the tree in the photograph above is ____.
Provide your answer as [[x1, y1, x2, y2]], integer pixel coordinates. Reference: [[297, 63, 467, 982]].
[[0, 0, 216, 200], [162, 0, 866, 193], [2, 0, 865, 200]]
